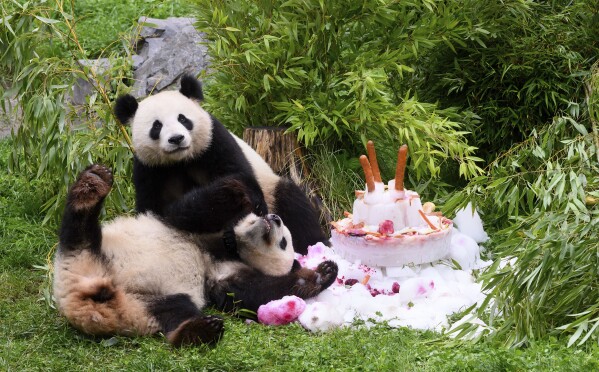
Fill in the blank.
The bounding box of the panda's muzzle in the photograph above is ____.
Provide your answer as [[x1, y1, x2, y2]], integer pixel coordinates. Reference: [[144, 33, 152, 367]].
[[168, 134, 185, 145], [164, 135, 190, 154], [266, 214, 282, 227], [262, 214, 282, 242]]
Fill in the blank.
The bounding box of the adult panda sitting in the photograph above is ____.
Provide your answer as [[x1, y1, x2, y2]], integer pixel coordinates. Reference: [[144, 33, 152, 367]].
[[114, 75, 327, 254], [54, 164, 338, 347]]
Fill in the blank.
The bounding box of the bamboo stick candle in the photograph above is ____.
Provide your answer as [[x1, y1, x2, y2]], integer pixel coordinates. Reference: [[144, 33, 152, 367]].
[[359, 155, 375, 192], [394, 144, 408, 191], [366, 140, 382, 183]]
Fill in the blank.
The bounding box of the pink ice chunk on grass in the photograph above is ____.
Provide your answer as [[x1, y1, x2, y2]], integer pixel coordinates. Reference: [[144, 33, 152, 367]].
[[257, 295, 306, 326]]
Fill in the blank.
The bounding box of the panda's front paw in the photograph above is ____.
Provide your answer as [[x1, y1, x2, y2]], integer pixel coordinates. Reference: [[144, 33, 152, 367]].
[[293, 260, 339, 298], [314, 260, 339, 289], [68, 164, 113, 211], [219, 179, 252, 213]]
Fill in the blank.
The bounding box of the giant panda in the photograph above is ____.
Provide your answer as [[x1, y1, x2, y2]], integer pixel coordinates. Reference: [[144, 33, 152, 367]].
[[114, 75, 328, 254], [54, 164, 338, 347]]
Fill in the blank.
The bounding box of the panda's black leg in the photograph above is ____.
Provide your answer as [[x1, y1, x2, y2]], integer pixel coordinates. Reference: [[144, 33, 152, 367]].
[[209, 260, 339, 314], [273, 179, 330, 255], [148, 294, 224, 347], [59, 164, 113, 254], [162, 175, 262, 234]]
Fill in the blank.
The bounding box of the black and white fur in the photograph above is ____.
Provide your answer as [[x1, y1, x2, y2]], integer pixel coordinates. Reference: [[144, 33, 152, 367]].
[[114, 75, 327, 254], [53, 165, 338, 347]]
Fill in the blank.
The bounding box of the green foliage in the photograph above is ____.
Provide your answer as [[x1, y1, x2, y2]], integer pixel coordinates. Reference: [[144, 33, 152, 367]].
[[0, 141, 55, 268], [197, 0, 483, 182], [444, 115, 597, 227], [305, 146, 362, 222], [479, 204, 598, 348], [418, 0, 599, 156], [447, 66, 599, 346], [1, 0, 136, 224]]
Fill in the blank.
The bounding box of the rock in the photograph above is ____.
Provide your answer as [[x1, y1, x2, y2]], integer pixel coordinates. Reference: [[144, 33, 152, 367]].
[[132, 55, 145, 70], [68, 16, 210, 108], [0, 96, 21, 139], [70, 58, 112, 106], [131, 17, 209, 98]]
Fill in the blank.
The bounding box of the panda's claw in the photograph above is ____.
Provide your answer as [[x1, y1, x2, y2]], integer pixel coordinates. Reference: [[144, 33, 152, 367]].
[[86, 164, 113, 186]]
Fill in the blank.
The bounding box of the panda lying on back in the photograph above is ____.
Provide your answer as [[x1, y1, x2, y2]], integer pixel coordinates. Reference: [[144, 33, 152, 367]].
[[54, 165, 338, 347], [114, 75, 327, 254]]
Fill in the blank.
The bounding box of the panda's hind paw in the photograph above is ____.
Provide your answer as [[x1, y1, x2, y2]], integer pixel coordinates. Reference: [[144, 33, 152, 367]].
[[168, 315, 224, 347], [85, 164, 113, 186], [69, 164, 113, 211]]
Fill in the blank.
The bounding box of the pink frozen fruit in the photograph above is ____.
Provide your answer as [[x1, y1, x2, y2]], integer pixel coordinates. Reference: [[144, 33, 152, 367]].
[[257, 296, 306, 325], [378, 220, 394, 235]]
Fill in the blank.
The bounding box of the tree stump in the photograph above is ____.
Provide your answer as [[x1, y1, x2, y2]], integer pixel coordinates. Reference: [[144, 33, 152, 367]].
[[242, 126, 332, 231], [242, 126, 307, 181]]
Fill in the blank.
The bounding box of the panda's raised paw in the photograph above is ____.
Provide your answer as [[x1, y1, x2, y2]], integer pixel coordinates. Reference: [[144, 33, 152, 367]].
[[84, 164, 113, 186], [69, 164, 113, 211], [293, 260, 339, 298], [315, 260, 339, 289], [217, 178, 253, 213], [168, 315, 224, 347]]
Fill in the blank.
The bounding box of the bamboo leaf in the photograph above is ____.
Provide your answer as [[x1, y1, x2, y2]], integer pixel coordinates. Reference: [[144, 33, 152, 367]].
[[34, 15, 60, 24]]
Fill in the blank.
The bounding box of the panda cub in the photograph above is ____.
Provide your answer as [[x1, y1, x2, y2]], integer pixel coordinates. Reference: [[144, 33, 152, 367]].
[[114, 75, 327, 254], [53, 165, 338, 347]]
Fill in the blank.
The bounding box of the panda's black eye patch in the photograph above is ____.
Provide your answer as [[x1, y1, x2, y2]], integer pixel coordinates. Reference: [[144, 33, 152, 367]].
[[279, 237, 287, 250], [178, 114, 193, 131], [150, 120, 163, 140]]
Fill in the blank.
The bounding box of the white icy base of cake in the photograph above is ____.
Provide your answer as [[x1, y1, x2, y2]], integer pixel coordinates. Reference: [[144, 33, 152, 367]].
[[331, 228, 452, 267]]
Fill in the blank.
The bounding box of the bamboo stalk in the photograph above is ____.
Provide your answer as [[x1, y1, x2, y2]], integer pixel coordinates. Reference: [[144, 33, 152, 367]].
[[584, 68, 599, 163]]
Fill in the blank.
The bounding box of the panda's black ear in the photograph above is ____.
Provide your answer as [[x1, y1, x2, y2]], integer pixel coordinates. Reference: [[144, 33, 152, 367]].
[[179, 74, 204, 101], [114, 94, 138, 125]]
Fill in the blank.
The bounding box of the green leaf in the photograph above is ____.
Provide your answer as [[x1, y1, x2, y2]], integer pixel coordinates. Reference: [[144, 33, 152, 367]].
[[567, 321, 587, 347], [34, 15, 60, 24], [101, 337, 120, 347]]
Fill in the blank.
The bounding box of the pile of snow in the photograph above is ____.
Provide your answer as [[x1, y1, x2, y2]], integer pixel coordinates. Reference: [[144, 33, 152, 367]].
[[259, 207, 491, 333], [453, 202, 489, 244]]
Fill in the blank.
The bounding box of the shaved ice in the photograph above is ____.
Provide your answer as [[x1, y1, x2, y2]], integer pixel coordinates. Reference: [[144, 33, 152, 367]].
[[257, 142, 492, 333]]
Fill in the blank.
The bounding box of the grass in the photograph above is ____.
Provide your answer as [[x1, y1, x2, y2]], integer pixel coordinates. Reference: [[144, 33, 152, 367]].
[[2, 137, 599, 370]]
